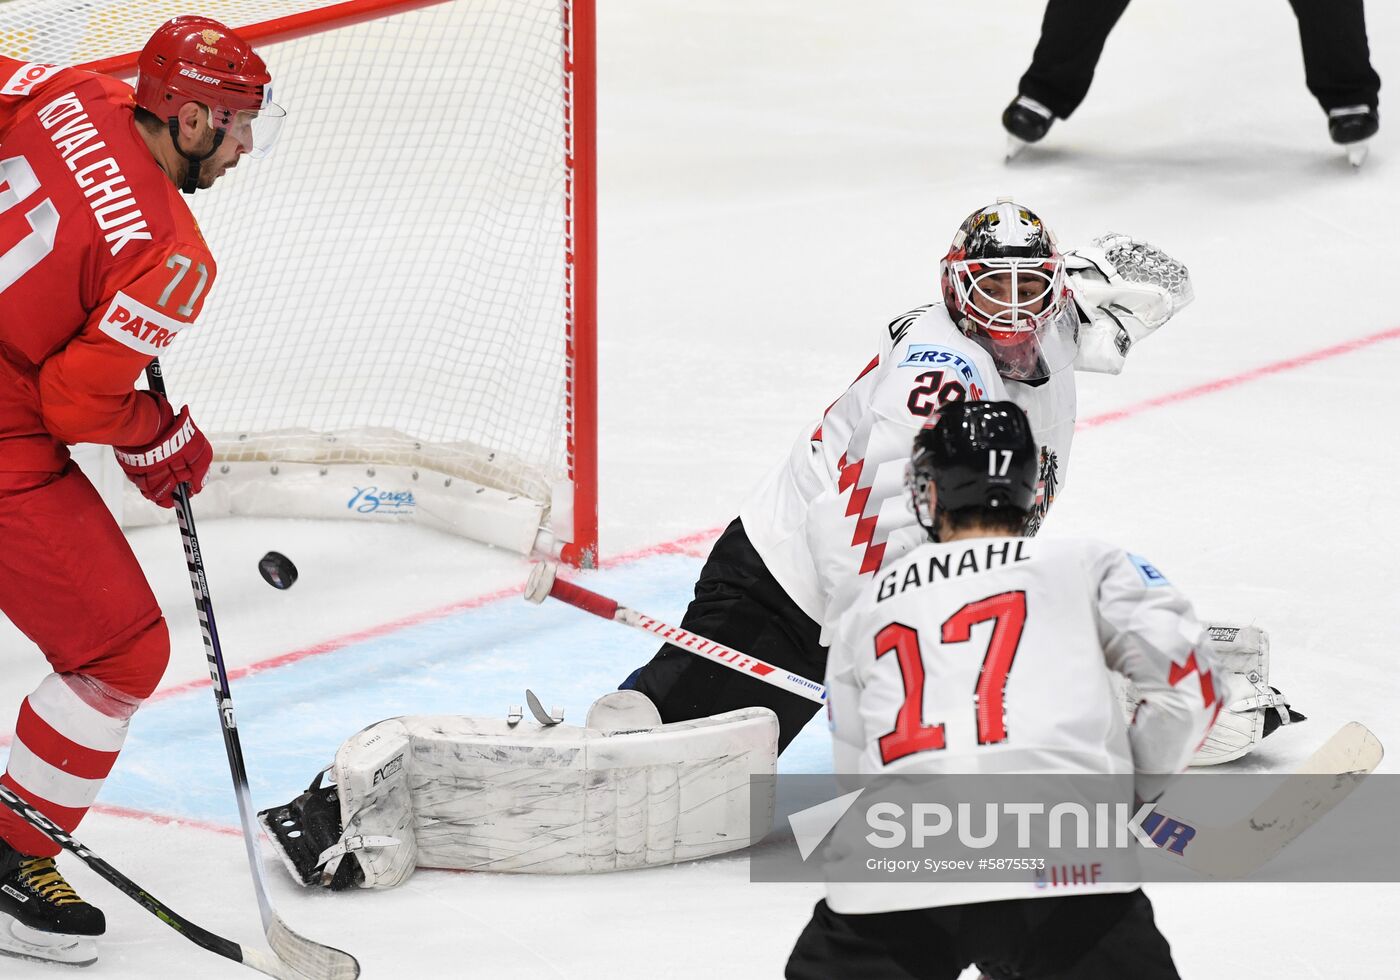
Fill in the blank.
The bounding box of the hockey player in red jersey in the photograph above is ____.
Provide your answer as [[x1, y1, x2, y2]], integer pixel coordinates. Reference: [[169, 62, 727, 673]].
[[786, 402, 1219, 979], [0, 18, 282, 966]]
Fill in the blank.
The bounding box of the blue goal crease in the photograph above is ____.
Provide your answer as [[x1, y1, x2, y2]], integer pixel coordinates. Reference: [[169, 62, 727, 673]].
[[89, 553, 833, 826]]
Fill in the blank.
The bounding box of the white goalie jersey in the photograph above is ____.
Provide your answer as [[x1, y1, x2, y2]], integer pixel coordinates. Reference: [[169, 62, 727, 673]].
[[738, 302, 1076, 641], [738, 236, 1192, 643], [824, 535, 1223, 913]]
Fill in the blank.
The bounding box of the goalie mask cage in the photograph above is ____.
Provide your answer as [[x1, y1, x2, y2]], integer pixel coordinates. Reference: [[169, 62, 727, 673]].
[[7, 0, 598, 566]]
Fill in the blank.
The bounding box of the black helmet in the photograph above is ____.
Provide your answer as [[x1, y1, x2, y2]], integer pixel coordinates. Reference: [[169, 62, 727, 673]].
[[906, 401, 1038, 540]]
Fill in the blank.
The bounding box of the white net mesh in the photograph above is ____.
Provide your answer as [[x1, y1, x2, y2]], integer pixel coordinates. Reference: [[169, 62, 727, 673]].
[[8, 0, 577, 512]]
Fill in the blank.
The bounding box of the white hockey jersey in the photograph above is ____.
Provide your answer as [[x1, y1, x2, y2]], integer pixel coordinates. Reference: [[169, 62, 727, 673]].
[[738, 303, 1076, 640], [823, 535, 1222, 913]]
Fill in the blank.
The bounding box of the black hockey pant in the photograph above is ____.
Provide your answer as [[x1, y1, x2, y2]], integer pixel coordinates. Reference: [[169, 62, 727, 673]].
[[622, 518, 825, 753], [1018, 0, 1380, 119], [786, 890, 1180, 980]]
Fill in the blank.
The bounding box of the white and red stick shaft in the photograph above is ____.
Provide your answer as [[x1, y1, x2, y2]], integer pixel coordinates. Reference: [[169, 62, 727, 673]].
[[525, 562, 827, 704]]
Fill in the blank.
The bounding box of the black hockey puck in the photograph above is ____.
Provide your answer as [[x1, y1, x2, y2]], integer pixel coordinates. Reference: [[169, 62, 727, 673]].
[[258, 551, 298, 590]]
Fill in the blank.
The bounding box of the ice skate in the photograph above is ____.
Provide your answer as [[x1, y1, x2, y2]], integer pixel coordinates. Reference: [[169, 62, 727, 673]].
[[1328, 105, 1377, 168], [1002, 95, 1054, 160], [0, 842, 104, 967]]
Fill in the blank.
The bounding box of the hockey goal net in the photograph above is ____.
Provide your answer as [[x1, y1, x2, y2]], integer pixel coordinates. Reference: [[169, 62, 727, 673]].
[[6, 0, 597, 565]]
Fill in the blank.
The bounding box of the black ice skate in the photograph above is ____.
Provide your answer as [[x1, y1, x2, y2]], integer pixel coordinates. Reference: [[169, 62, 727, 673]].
[[1327, 105, 1378, 168], [0, 841, 104, 967], [1002, 95, 1055, 160]]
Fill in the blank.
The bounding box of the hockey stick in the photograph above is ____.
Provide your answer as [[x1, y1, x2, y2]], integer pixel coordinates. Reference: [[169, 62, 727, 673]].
[[1164, 720, 1383, 878], [525, 564, 1383, 878], [524, 561, 826, 704], [144, 361, 359, 980], [0, 784, 314, 978]]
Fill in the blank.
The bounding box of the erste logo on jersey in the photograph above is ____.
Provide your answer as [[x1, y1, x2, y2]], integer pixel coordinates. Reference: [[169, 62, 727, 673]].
[[98, 290, 186, 355], [899, 344, 986, 386], [1129, 553, 1171, 588], [2, 62, 62, 97]]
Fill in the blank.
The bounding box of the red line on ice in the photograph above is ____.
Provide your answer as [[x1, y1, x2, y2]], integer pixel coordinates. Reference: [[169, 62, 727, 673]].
[[151, 581, 528, 702], [88, 802, 242, 836], [1076, 324, 1400, 429]]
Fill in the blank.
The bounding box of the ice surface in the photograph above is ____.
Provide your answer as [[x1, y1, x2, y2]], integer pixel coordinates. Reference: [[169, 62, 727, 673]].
[[4, 0, 1399, 975]]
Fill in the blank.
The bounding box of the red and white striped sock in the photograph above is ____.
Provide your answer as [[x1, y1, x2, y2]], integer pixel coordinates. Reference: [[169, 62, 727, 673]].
[[0, 673, 137, 857]]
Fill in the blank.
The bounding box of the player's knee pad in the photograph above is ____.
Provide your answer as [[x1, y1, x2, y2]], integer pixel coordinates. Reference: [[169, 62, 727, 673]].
[[260, 692, 779, 889], [81, 614, 171, 702]]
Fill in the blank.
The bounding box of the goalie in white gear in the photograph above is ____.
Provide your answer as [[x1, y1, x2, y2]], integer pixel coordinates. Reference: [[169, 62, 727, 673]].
[[788, 401, 1218, 980], [622, 199, 1297, 764]]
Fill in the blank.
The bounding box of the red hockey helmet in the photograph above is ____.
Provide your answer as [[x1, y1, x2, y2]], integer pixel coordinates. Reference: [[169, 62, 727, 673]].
[[136, 16, 283, 158]]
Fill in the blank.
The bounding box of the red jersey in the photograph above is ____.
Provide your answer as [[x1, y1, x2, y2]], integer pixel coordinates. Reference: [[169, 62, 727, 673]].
[[0, 58, 217, 476]]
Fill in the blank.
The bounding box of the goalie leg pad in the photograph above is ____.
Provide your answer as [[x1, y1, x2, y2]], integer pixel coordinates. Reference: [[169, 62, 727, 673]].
[[585, 689, 663, 732], [405, 701, 777, 874], [1115, 624, 1304, 766], [263, 694, 778, 887], [1190, 624, 1304, 766]]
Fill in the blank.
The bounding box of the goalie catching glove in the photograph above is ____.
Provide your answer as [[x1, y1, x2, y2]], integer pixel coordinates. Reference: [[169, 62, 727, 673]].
[[1068, 234, 1194, 375], [259, 692, 778, 888], [113, 392, 212, 507]]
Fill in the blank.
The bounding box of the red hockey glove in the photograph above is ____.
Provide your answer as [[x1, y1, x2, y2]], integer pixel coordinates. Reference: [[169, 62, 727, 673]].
[[114, 396, 213, 508]]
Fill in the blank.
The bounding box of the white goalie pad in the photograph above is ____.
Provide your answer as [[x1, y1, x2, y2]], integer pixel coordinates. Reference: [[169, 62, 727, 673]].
[[1116, 623, 1300, 767], [1068, 234, 1193, 375], [318, 696, 778, 887], [1188, 624, 1299, 766]]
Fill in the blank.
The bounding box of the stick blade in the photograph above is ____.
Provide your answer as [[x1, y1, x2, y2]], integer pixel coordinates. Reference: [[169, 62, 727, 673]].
[[1184, 722, 1383, 878], [1297, 720, 1383, 774], [266, 915, 360, 980]]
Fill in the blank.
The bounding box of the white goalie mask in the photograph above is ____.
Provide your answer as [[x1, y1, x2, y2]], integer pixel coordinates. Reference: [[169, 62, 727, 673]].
[[940, 201, 1077, 382]]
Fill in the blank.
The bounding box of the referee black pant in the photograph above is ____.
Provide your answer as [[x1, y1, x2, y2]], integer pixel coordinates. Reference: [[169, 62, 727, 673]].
[[1018, 0, 1380, 119]]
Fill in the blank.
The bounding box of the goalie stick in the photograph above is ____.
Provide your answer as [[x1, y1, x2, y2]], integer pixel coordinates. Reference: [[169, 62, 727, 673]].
[[524, 561, 826, 704], [0, 784, 313, 979], [526, 563, 1382, 878], [1163, 720, 1383, 878], [142, 361, 359, 980]]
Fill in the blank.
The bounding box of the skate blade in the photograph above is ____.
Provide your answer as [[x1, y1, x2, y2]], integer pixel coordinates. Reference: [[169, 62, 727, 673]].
[[0, 914, 97, 967], [1346, 141, 1370, 168]]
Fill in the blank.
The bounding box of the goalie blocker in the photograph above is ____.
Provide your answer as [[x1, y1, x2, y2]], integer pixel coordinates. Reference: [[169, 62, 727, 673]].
[[259, 692, 778, 889]]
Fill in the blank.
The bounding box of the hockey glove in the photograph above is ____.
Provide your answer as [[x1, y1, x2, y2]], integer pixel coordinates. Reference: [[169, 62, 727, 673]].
[[1066, 234, 1193, 375], [114, 394, 213, 508]]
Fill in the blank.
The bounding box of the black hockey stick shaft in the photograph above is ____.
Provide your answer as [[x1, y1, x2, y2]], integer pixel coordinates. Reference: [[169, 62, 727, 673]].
[[0, 784, 300, 978], [145, 361, 359, 980]]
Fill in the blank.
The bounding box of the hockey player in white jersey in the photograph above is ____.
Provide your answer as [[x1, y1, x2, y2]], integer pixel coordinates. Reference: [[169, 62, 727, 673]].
[[623, 199, 1290, 759], [786, 401, 1220, 980]]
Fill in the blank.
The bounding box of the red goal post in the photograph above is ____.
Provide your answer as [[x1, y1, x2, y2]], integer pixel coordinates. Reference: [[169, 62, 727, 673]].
[[10, 0, 598, 567]]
